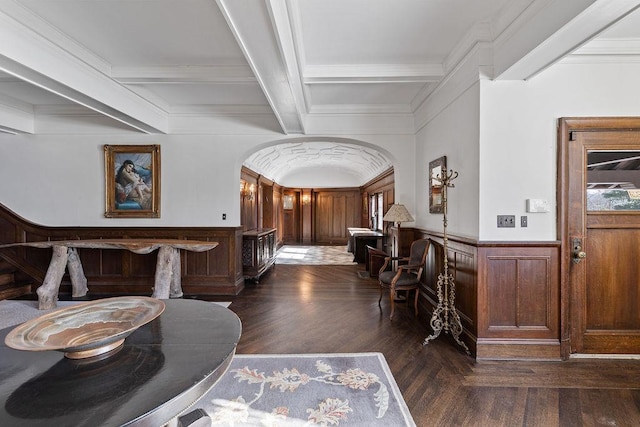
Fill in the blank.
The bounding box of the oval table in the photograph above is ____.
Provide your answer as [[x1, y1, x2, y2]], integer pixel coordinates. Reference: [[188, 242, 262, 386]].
[[0, 299, 241, 426]]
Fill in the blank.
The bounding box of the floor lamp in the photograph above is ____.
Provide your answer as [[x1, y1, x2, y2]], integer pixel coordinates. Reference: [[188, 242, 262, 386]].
[[422, 169, 470, 355], [383, 204, 414, 259], [383, 204, 414, 300]]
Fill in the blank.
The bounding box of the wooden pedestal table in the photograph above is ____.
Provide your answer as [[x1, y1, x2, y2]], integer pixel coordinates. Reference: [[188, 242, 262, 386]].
[[0, 239, 218, 309], [0, 299, 241, 426]]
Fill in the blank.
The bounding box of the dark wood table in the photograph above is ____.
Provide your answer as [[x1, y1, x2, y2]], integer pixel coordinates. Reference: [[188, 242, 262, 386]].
[[0, 299, 241, 426], [347, 228, 384, 263]]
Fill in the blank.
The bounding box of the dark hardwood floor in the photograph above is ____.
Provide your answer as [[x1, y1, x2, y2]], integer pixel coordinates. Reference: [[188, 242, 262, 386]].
[[211, 263, 640, 427]]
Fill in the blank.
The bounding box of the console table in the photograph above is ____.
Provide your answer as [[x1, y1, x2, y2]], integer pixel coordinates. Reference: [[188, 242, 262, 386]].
[[0, 299, 241, 426], [0, 239, 218, 309], [242, 228, 276, 282], [347, 228, 384, 263]]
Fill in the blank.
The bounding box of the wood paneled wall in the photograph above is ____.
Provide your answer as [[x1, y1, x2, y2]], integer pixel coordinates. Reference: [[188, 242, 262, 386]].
[[0, 204, 244, 298], [361, 168, 395, 229], [314, 188, 361, 244], [414, 229, 562, 360], [241, 167, 259, 231]]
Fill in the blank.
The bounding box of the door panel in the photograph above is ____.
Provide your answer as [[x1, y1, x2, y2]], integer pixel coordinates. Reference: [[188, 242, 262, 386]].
[[314, 190, 359, 244], [568, 129, 640, 354], [585, 228, 640, 330]]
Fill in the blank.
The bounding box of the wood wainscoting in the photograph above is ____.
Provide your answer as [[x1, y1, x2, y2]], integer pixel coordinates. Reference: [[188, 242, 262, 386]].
[[0, 204, 245, 298], [415, 229, 562, 360]]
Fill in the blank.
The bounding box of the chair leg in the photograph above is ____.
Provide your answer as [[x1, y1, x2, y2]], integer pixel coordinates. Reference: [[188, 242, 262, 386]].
[[378, 285, 383, 307], [413, 289, 419, 317], [389, 289, 395, 320]]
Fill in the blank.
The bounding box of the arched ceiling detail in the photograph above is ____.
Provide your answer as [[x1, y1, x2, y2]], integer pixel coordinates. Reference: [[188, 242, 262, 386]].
[[243, 141, 393, 187]]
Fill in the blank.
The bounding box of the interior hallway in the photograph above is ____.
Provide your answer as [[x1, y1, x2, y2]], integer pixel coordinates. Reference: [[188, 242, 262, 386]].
[[227, 246, 640, 426]]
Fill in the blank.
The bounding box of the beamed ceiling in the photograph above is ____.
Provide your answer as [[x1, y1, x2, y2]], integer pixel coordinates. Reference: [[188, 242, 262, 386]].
[[1, 0, 640, 185]]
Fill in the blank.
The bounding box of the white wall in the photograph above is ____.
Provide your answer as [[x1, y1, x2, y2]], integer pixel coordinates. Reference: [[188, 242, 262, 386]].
[[480, 60, 640, 240], [415, 83, 481, 239], [0, 130, 416, 227]]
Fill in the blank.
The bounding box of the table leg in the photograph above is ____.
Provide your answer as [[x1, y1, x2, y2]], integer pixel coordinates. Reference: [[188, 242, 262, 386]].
[[36, 245, 68, 309], [152, 246, 173, 299], [170, 248, 183, 298], [67, 247, 88, 298]]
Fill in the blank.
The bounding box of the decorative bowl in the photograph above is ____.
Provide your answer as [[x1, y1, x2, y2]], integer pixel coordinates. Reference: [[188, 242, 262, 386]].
[[4, 296, 165, 359]]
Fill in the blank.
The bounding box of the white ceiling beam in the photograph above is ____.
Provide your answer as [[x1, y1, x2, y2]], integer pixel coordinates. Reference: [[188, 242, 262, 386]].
[[304, 64, 444, 84], [216, 0, 305, 134], [494, 0, 640, 80], [0, 9, 168, 134]]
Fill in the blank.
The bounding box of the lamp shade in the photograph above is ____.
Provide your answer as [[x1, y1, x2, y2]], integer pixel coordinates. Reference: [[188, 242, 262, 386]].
[[383, 204, 414, 223]]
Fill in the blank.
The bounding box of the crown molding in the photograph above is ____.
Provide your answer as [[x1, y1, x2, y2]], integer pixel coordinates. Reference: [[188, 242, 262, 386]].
[[0, 94, 33, 133], [112, 65, 257, 84], [571, 38, 640, 55]]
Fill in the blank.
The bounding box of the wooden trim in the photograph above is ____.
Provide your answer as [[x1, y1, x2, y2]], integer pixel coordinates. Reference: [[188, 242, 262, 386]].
[[557, 117, 640, 358], [416, 228, 562, 360], [0, 203, 245, 297]]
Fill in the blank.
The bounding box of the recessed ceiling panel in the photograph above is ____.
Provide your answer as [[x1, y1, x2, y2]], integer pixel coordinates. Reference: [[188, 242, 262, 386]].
[[299, 0, 511, 64], [19, 0, 246, 66], [308, 82, 426, 106], [126, 83, 270, 106]]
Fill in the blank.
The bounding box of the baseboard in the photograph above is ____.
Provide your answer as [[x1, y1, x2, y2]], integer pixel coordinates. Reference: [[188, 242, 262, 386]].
[[475, 339, 562, 361]]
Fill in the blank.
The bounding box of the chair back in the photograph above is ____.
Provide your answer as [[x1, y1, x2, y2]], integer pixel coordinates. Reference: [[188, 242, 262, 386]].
[[408, 239, 430, 267]]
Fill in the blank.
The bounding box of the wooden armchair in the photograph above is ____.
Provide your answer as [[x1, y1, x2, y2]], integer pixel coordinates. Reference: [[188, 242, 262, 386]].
[[378, 239, 430, 320]]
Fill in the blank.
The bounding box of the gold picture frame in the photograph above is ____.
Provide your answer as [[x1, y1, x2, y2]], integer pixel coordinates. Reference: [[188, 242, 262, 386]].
[[429, 156, 446, 214], [104, 145, 160, 218]]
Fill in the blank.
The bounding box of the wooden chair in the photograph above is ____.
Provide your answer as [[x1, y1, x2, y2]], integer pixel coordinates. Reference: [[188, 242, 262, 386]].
[[378, 239, 430, 320]]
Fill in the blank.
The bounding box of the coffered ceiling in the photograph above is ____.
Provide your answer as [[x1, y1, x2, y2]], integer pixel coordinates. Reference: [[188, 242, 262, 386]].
[[1, 0, 640, 184]]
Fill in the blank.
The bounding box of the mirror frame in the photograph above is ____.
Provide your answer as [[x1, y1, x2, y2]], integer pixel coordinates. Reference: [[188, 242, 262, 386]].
[[429, 156, 446, 214]]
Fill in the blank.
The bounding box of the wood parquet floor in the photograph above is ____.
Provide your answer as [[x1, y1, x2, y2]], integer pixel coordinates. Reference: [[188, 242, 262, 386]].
[[208, 259, 640, 427]]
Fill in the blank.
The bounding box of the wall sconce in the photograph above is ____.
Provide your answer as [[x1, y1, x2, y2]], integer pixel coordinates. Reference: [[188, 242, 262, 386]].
[[302, 194, 311, 205], [241, 181, 255, 201]]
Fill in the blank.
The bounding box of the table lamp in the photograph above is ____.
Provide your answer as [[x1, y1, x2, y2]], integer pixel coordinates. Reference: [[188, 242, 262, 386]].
[[383, 203, 414, 257]]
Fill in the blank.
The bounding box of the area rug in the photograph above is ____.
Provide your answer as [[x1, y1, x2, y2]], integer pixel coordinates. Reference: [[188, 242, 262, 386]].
[[188, 352, 416, 426], [276, 245, 356, 265]]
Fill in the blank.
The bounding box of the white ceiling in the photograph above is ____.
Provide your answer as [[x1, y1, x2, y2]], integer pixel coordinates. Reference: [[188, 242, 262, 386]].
[[1, 0, 640, 185]]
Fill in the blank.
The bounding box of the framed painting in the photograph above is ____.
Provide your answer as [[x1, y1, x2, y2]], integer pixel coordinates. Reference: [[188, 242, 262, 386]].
[[104, 145, 160, 218], [429, 156, 446, 214]]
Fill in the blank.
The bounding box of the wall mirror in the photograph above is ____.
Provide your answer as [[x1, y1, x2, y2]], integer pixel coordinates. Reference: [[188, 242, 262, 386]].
[[429, 156, 446, 213]]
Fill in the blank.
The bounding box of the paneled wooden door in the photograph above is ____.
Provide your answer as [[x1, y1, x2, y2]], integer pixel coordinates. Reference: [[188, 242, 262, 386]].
[[314, 190, 360, 244], [562, 118, 640, 354]]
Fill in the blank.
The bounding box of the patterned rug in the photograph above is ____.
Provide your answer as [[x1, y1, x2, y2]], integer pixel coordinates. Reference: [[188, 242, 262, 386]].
[[276, 245, 356, 265], [187, 352, 415, 426]]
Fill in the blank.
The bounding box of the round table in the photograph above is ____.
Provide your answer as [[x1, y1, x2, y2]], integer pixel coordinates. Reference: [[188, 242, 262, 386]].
[[0, 299, 241, 426]]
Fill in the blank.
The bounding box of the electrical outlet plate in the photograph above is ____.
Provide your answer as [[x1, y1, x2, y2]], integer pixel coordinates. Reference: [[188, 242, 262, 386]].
[[497, 215, 516, 228]]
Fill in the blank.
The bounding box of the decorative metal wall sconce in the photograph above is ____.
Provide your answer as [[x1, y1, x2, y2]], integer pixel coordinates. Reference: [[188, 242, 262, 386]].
[[423, 167, 471, 355], [240, 181, 255, 201]]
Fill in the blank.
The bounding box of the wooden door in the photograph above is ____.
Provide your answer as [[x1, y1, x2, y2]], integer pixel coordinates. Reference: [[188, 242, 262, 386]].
[[283, 192, 299, 244], [314, 190, 360, 244], [563, 118, 640, 354]]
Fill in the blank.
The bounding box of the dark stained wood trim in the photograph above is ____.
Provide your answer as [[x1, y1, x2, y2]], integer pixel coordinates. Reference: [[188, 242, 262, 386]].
[[0, 204, 245, 298], [415, 227, 562, 360]]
